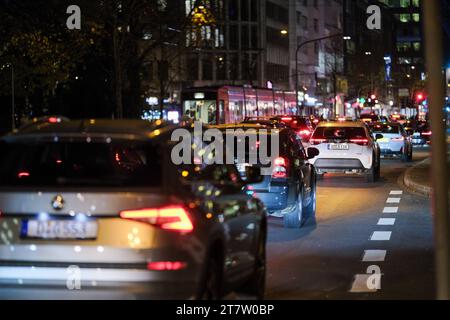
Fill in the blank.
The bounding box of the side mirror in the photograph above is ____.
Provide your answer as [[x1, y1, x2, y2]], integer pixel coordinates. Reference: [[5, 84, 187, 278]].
[[245, 166, 264, 184], [375, 134, 384, 141], [307, 147, 320, 160]]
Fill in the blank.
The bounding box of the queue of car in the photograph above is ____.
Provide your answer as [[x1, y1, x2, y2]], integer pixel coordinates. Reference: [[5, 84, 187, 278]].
[[0, 114, 426, 300]]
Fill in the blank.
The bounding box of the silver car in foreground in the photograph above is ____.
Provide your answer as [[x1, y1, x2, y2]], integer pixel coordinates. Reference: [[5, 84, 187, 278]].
[[0, 120, 267, 300]]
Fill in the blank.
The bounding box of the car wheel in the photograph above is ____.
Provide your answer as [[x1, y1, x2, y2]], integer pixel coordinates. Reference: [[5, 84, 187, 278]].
[[283, 191, 304, 228], [304, 182, 317, 219], [196, 256, 222, 300], [236, 231, 266, 300], [407, 147, 413, 162]]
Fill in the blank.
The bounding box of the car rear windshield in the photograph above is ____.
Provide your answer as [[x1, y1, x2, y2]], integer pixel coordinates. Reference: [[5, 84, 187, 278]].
[[0, 139, 162, 187], [274, 117, 309, 129], [371, 124, 401, 134], [360, 115, 380, 122], [312, 127, 367, 140]]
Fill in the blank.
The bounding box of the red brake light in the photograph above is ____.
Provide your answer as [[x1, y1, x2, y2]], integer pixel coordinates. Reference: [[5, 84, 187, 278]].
[[120, 206, 193, 233], [350, 139, 369, 146], [48, 117, 59, 123], [272, 157, 288, 179], [422, 131, 432, 136], [298, 129, 311, 137], [17, 172, 30, 178], [147, 261, 187, 271], [281, 117, 293, 121]]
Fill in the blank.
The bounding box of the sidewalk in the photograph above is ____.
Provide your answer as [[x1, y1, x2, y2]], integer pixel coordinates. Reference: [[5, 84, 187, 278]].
[[403, 157, 450, 197]]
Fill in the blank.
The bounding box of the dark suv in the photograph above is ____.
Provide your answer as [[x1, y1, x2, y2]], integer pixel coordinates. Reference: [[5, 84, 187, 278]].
[[214, 124, 319, 228]]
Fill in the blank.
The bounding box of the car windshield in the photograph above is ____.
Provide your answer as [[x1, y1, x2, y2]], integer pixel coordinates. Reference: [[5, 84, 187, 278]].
[[0, 139, 163, 187], [312, 127, 367, 140]]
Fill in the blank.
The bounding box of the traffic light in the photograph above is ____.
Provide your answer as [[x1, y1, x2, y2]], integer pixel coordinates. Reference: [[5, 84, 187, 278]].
[[415, 92, 426, 103]]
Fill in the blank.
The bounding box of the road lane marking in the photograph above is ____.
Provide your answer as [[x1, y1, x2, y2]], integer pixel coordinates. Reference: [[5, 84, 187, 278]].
[[390, 190, 403, 195], [386, 198, 401, 204], [350, 274, 378, 293], [370, 231, 392, 241], [383, 207, 399, 213], [362, 250, 387, 262], [377, 218, 396, 226]]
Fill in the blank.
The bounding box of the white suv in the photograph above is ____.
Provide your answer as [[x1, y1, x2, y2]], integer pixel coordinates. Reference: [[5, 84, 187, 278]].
[[308, 121, 382, 182]]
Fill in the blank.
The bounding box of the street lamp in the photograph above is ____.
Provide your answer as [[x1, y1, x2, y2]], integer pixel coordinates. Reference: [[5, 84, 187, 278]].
[[295, 33, 344, 116], [280, 29, 288, 36]]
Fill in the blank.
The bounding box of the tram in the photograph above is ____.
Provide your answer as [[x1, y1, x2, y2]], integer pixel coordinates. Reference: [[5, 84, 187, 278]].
[[181, 86, 298, 125]]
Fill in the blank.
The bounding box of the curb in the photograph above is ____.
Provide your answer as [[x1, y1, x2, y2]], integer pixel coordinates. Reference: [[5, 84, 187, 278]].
[[403, 159, 432, 198]]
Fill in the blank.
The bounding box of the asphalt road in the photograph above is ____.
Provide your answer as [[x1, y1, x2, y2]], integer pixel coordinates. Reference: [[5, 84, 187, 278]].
[[265, 147, 436, 300]]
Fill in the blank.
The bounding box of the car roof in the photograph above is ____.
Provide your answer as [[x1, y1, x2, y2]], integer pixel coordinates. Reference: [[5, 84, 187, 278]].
[[4, 119, 178, 141], [316, 121, 368, 128]]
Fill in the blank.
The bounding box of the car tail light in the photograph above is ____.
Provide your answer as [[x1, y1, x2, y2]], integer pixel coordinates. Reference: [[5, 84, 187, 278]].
[[120, 206, 194, 233], [391, 137, 404, 142], [17, 171, 30, 178], [281, 117, 293, 121], [350, 139, 369, 146], [297, 129, 311, 137], [147, 261, 187, 271], [421, 131, 432, 136], [272, 157, 288, 179], [310, 138, 326, 145]]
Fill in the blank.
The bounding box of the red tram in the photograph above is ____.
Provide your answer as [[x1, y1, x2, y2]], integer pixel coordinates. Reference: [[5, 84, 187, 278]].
[[181, 86, 298, 125]]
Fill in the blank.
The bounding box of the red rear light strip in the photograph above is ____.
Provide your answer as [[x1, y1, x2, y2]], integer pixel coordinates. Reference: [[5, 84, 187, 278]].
[[120, 206, 194, 233], [147, 261, 187, 271]]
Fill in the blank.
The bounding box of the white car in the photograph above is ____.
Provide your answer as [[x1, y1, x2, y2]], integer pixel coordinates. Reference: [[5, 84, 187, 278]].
[[308, 121, 382, 182], [370, 122, 413, 162]]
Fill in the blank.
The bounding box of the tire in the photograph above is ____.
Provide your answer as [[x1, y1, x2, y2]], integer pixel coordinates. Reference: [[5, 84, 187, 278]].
[[236, 231, 266, 300], [304, 182, 317, 220], [366, 154, 379, 183], [283, 191, 304, 228], [196, 255, 223, 300], [407, 147, 413, 162]]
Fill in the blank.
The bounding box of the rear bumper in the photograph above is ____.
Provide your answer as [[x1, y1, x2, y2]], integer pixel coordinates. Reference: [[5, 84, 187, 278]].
[[251, 185, 289, 212], [0, 266, 198, 300], [314, 158, 366, 172]]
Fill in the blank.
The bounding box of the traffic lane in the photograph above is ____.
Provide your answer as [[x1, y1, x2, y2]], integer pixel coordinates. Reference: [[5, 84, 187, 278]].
[[265, 154, 431, 299], [365, 190, 435, 300]]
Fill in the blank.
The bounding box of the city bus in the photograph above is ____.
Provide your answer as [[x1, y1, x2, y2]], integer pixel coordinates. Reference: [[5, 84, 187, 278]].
[[181, 86, 298, 125]]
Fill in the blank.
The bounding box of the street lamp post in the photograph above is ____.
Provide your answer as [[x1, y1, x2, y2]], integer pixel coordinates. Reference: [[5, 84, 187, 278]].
[[295, 33, 343, 116]]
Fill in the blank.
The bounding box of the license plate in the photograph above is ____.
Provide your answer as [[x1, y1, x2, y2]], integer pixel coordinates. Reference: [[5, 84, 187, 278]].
[[21, 220, 98, 240], [328, 143, 349, 151]]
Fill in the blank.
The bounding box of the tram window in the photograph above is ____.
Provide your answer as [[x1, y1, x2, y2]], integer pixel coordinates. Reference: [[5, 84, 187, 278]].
[[183, 100, 217, 124]]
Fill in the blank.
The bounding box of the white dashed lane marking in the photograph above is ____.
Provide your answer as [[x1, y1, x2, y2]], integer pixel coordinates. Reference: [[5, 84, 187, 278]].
[[351, 190, 402, 294], [377, 218, 396, 226], [362, 250, 387, 262], [386, 198, 401, 204], [383, 207, 399, 213], [370, 231, 392, 241]]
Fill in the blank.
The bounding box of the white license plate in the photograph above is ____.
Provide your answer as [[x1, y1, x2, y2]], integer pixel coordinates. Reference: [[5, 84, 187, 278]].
[[22, 220, 98, 240], [328, 143, 349, 151]]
